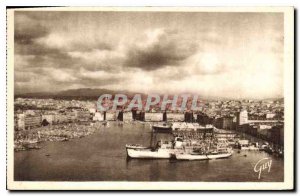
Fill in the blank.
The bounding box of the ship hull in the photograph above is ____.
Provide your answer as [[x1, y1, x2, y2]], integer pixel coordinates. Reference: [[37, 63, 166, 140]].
[[207, 153, 232, 159], [126, 148, 173, 159], [175, 153, 208, 161]]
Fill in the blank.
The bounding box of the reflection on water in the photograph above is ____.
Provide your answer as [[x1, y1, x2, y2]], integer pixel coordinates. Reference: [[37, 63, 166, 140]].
[[14, 122, 283, 181]]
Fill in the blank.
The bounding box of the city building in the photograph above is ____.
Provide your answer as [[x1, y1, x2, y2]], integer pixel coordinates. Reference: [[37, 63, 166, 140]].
[[168, 112, 184, 122], [145, 112, 162, 121], [106, 112, 116, 121], [75, 110, 91, 121], [17, 113, 25, 130], [266, 113, 276, 119], [123, 112, 132, 121], [236, 110, 248, 125], [196, 112, 213, 125], [93, 112, 104, 121], [24, 115, 42, 130], [222, 116, 235, 130]]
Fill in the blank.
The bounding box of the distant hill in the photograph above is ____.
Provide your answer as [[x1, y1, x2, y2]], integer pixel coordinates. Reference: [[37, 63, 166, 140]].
[[15, 88, 145, 100], [56, 88, 117, 97], [14, 88, 284, 101]]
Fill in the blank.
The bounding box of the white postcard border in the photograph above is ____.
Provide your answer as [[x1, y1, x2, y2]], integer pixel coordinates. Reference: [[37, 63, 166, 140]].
[[6, 6, 294, 190]]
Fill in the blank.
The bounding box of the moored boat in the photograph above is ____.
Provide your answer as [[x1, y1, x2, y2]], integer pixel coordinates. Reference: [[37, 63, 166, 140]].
[[206, 151, 232, 159], [206, 138, 233, 159], [175, 147, 233, 160], [239, 143, 259, 151]]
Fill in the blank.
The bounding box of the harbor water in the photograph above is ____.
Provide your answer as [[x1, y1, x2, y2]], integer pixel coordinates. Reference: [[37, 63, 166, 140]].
[[14, 122, 284, 182]]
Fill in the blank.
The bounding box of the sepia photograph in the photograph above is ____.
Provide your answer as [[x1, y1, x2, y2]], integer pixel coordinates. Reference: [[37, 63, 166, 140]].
[[6, 7, 294, 190]]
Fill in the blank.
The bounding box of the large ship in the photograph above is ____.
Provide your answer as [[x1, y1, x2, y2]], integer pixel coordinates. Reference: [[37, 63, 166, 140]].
[[126, 126, 233, 160], [175, 138, 233, 160], [126, 137, 183, 159]]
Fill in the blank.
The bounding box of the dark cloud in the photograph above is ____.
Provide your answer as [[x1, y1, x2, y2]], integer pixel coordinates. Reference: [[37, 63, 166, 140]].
[[124, 29, 198, 71], [14, 18, 80, 70], [15, 25, 49, 45], [14, 11, 115, 72], [16, 41, 62, 56], [14, 12, 80, 70], [14, 12, 50, 45], [15, 41, 118, 73], [16, 47, 80, 70]]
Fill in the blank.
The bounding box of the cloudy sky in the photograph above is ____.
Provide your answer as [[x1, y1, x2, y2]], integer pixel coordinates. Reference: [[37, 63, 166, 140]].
[[14, 11, 283, 99]]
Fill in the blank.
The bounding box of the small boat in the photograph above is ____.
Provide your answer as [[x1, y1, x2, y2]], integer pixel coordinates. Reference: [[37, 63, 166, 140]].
[[277, 150, 284, 158], [237, 140, 259, 151], [206, 152, 232, 159], [27, 145, 42, 150], [227, 139, 236, 146], [62, 137, 69, 142], [265, 146, 275, 154], [259, 142, 269, 151], [248, 145, 259, 151], [206, 139, 233, 159], [240, 146, 259, 151], [176, 147, 233, 160]]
